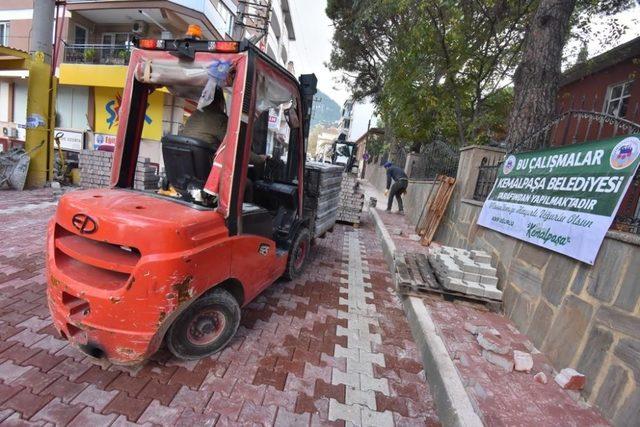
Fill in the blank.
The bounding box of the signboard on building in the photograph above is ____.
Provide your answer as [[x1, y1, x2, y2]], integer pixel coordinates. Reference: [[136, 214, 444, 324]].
[[477, 135, 640, 264], [94, 133, 117, 150], [94, 87, 164, 141], [54, 129, 85, 151], [268, 108, 280, 130]]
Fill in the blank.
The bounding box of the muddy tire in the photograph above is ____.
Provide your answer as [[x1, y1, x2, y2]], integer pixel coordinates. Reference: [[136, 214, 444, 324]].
[[166, 288, 240, 360], [284, 227, 310, 280]]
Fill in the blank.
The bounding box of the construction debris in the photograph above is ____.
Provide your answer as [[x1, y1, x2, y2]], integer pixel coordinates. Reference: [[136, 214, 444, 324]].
[[513, 350, 534, 372], [428, 246, 502, 301], [477, 333, 510, 355], [482, 350, 514, 372], [79, 150, 159, 190], [304, 162, 343, 237], [337, 172, 364, 225], [555, 368, 586, 390], [0, 148, 30, 190], [534, 372, 548, 384]]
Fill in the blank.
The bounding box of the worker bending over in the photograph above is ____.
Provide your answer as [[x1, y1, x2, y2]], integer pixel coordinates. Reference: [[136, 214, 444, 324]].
[[384, 161, 408, 213]]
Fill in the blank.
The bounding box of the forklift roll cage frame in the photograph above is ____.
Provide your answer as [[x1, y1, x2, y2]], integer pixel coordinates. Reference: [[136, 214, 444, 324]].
[[111, 38, 317, 237]]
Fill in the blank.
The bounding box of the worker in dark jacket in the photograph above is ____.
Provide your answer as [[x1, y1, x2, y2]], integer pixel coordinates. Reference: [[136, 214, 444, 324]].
[[384, 161, 408, 213]]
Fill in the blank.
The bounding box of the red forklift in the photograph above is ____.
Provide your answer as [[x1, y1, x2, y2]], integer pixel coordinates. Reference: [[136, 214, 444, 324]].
[[46, 33, 318, 364]]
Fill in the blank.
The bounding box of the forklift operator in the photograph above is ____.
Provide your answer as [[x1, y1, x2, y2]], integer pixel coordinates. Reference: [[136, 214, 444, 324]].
[[180, 87, 227, 150]]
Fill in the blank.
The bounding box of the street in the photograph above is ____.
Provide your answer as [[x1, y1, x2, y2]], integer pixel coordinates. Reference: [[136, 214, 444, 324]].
[[0, 188, 438, 426]]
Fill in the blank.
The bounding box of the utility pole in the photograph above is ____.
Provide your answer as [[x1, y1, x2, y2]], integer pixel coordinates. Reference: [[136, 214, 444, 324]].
[[25, 0, 56, 187]]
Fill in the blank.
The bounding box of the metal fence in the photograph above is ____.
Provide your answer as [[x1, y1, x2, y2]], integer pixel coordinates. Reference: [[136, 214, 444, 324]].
[[63, 43, 132, 65], [420, 141, 459, 179], [511, 110, 640, 154], [613, 172, 640, 235], [473, 157, 502, 201]]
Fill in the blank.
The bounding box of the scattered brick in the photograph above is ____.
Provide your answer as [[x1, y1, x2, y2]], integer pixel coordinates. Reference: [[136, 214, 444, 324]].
[[555, 368, 586, 390]]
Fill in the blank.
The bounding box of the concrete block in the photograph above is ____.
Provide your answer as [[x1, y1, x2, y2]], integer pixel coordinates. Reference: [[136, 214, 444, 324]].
[[513, 350, 533, 372], [361, 408, 394, 427], [483, 287, 503, 300], [328, 399, 361, 424], [479, 275, 498, 286], [360, 374, 389, 395], [463, 271, 481, 282], [332, 368, 359, 388], [345, 387, 376, 410], [465, 283, 485, 297]]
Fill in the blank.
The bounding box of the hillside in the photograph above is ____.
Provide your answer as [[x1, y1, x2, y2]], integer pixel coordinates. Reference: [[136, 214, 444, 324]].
[[310, 89, 341, 127]]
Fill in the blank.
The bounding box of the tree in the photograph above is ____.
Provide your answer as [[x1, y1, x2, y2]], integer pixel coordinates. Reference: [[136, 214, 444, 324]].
[[327, 0, 536, 150], [505, 0, 638, 151]]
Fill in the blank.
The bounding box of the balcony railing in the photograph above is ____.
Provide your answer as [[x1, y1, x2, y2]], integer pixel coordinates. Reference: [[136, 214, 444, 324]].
[[63, 43, 132, 66]]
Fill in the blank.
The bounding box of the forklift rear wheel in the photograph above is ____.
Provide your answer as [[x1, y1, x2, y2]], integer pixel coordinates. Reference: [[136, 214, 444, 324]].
[[284, 227, 310, 280], [166, 288, 240, 360]]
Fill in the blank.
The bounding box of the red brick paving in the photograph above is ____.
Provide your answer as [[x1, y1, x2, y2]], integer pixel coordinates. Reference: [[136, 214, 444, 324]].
[[363, 181, 610, 426], [0, 187, 438, 425]]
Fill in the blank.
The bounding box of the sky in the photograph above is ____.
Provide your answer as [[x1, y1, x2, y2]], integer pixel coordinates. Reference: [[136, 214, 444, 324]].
[[287, 0, 348, 105], [287, 2, 640, 108]]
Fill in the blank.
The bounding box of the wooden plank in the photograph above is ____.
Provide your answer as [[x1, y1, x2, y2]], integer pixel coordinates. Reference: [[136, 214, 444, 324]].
[[420, 175, 456, 246], [415, 178, 441, 235]]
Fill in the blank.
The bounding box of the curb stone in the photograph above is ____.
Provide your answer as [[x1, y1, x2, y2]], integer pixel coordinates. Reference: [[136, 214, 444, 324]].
[[368, 207, 484, 427]]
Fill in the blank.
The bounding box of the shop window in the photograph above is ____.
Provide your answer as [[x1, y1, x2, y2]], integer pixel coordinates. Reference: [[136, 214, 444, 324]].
[[604, 81, 632, 118]]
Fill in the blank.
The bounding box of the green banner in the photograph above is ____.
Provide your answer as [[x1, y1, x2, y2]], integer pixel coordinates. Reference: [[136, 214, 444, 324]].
[[478, 135, 640, 264]]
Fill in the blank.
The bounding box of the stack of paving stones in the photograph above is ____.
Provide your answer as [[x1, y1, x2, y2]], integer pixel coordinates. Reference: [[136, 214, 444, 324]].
[[304, 162, 343, 237], [133, 158, 160, 191], [428, 246, 502, 300], [337, 172, 364, 225], [79, 150, 159, 190]]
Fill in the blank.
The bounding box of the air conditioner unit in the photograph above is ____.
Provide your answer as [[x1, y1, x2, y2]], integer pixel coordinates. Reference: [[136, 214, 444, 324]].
[[2, 127, 18, 138], [132, 20, 149, 35]]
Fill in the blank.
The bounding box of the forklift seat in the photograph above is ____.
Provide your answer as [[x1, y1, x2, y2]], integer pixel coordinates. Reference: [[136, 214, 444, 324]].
[[161, 135, 218, 192]]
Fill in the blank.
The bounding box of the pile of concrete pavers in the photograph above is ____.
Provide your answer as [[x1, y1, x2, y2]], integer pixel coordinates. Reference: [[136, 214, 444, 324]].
[[337, 172, 364, 224], [79, 150, 159, 190], [428, 245, 503, 300], [303, 162, 344, 237]]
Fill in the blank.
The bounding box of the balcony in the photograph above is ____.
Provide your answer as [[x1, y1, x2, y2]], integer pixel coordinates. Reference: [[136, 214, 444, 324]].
[[63, 43, 132, 66], [65, 0, 237, 40]]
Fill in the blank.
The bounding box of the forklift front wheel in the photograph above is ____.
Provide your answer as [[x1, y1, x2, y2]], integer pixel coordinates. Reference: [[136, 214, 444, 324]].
[[284, 227, 310, 280], [166, 288, 240, 360]]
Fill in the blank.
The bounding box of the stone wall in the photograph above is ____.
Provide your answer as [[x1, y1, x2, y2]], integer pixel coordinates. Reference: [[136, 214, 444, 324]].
[[366, 144, 640, 424], [431, 146, 640, 425]]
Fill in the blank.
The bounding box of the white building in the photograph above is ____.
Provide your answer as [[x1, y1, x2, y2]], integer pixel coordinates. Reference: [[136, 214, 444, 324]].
[[338, 98, 377, 143]]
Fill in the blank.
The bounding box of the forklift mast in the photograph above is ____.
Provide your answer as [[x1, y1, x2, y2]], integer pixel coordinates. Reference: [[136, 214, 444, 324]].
[[299, 74, 318, 147]]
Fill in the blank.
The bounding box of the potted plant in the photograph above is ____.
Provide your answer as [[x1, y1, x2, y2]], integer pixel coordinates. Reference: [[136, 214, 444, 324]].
[[116, 49, 130, 65], [83, 48, 96, 63]]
